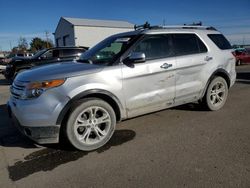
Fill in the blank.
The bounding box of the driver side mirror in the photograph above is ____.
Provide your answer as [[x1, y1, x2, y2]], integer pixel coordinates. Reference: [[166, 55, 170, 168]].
[[123, 52, 146, 67], [39, 55, 46, 60]]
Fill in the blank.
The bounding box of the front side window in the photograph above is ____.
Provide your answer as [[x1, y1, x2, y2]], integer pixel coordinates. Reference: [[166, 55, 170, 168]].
[[79, 35, 138, 65], [42, 50, 53, 59], [172, 34, 207, 56], [133, 35, 173, 60], [41, 50, 59, 59]]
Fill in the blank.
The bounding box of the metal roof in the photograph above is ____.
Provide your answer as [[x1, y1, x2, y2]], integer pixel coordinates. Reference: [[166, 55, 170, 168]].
[[63, 17, 134, 28]]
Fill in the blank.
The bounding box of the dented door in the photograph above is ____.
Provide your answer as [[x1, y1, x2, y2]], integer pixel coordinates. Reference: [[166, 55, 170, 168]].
[[122, 57, 176, 118]]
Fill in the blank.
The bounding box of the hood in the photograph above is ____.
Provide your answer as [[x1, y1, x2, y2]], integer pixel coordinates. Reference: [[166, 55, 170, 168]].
[[12, 56, 31, 61], [16, 61, 104, 81]]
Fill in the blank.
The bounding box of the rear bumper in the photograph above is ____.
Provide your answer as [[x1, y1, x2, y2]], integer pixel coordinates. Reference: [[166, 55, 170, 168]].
[[7, 102, 60, 144], [230, 69, 237, 87]]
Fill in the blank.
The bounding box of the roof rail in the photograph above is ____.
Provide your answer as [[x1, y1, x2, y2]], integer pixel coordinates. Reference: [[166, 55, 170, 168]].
[[184, 21, 202, 26], [134, 21, 151, 30], [134, 22, 217, 31], [161, 25, 217, 31]]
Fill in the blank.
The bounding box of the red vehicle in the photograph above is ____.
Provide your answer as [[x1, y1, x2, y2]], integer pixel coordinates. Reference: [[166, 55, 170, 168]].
[[233, 48, 250, 66]]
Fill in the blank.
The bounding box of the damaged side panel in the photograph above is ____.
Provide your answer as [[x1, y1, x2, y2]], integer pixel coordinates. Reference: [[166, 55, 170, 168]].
[[121, 58, 176, 118]]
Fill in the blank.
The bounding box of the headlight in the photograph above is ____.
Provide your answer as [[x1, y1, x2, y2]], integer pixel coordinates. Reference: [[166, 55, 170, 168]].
[[23, 79, 66, 99], [6, 64, 13, 68]]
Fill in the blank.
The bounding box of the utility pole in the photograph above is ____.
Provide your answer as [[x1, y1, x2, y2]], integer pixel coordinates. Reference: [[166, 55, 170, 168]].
[[45, 31, 49, 48], [163, 19, 166, 26], [9, 41, 12, 51]]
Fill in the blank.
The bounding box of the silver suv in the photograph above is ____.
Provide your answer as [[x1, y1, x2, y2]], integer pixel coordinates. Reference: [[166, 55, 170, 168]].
[[8, 24, 236, 151]]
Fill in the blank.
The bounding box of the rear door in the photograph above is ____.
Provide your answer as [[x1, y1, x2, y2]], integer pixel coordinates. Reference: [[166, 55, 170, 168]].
[[122, 34, 176, 118], [173, 33, 209, 103]]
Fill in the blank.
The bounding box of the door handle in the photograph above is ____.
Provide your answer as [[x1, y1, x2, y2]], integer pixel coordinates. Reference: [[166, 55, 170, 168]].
[[160, 63, 172, 69], [204, 56, 213, 61]]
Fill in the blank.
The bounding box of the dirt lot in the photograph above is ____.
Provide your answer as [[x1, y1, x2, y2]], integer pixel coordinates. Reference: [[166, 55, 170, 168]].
[[0, 65, 250, 188]]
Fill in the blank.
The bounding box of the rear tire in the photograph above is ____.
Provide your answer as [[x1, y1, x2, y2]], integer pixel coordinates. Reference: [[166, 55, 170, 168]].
[[65, 98, 116, 151], [202, 77, 228, 111]]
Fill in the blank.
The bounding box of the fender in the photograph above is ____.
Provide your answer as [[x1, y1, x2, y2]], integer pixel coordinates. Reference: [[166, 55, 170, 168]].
[[56, 89, 125, 125]]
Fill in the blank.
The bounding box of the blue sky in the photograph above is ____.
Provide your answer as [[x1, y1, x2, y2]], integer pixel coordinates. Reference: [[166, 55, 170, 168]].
[[0, 0, 249, 51]]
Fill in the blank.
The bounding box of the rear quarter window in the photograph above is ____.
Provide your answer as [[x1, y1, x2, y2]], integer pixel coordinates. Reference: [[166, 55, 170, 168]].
[[172, 34, 208, 56], [207, 34, 232, 50]]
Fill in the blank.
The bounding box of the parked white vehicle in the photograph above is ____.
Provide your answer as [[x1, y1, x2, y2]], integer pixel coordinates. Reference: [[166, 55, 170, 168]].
[[8, 24, 236, 151], [0, 65, 6, 73]]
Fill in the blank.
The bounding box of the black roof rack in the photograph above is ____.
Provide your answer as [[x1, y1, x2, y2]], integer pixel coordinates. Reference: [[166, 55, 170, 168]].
[[134, 21, 151, 30], [134, 22, 217, 31], [184, 21, 203, 26]]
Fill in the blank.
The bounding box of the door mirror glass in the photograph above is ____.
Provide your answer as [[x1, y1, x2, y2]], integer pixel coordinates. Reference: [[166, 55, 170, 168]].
[[124, 52, 146, 65]]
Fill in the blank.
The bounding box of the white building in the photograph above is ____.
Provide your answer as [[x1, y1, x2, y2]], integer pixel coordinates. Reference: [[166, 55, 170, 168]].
[[54, 17, 134, 48]]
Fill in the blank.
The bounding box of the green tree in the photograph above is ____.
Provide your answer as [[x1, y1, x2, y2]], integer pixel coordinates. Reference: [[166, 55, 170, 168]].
[[11, 47, 19, 54], [30, 37, 53, 52]]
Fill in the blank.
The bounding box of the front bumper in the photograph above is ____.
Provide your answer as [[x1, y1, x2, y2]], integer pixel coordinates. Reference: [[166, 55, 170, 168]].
[[7, 102, 60, 144], [7, 87, 70, 144]]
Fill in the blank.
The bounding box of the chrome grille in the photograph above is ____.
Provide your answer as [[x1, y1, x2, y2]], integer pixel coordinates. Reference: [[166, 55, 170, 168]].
[[10, 80, 27, 99]]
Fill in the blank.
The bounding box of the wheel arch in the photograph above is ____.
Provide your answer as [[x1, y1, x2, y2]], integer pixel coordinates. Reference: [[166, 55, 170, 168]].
[[56, 89, 124, 126], [201, 68, 231, 98]]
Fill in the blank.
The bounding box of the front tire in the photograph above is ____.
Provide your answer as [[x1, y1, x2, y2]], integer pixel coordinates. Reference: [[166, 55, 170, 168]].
[[65, 98, 116, 151], [202, 77, 228, 111]]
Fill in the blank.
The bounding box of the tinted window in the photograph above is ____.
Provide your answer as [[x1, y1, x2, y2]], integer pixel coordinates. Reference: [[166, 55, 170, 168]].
[[52, 50, 60, 58], [172, 34, 207, 56], [133, 35, 173, 60], [61, 49, 84, 57], [42, 50, 59, 59], [42, 50, 53, 59], [208, 34, 232, 50]]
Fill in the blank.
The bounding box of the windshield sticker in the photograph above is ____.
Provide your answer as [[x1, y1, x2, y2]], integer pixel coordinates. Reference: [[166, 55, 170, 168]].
[[115, 38, 131, 43]]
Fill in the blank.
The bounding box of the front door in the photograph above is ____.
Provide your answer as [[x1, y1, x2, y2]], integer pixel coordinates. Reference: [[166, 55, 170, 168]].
[[122, 34, 176, 118]]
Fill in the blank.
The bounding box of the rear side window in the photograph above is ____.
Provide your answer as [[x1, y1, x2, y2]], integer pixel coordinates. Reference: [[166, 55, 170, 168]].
[[208, 34, 232, 50], [172, 34, 208, 56], [61, 49, 84, 57]]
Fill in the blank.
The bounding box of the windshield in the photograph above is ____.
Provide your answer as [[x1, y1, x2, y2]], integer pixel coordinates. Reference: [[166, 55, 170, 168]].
[[32, 49, 47, 59], [78, 35, 137, 65]]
